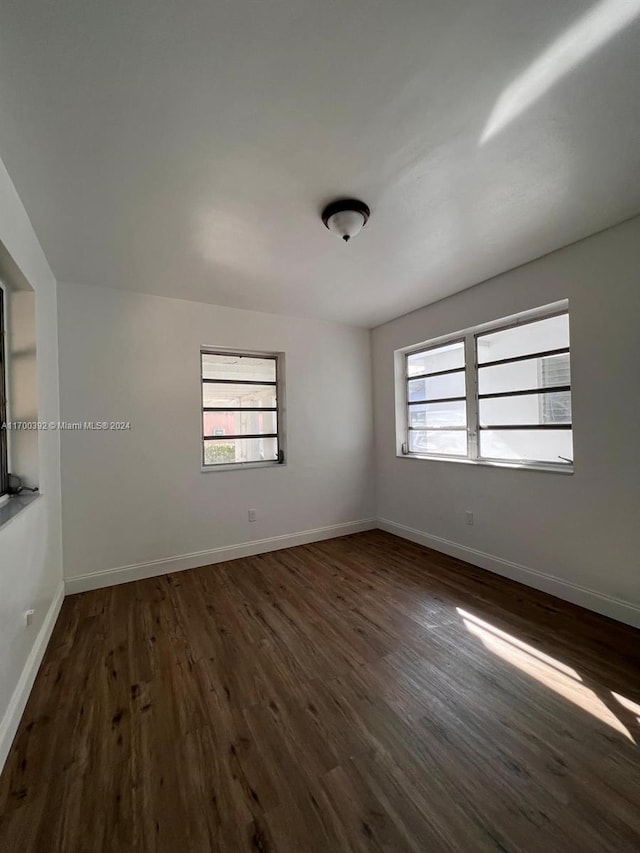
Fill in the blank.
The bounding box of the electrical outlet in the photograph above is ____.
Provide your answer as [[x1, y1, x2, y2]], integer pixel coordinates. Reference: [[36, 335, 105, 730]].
[[24, 609, 35, 627], [465, 511, 474, 526], [248, 509, 257, 522]]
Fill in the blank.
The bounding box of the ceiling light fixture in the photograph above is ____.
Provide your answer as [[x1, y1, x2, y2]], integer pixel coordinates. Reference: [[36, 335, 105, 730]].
[[321, 199, 370, 242]]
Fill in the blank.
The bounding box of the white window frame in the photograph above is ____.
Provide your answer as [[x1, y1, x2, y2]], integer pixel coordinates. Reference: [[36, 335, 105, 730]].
[[395, 301, 573, 473], [200, 346, 286, 472]]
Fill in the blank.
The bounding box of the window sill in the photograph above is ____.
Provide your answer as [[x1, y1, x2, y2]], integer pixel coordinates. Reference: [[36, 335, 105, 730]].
[[396, 453, 573, 475], [0, 491, 42, 532], [201, 460, 286, 473]]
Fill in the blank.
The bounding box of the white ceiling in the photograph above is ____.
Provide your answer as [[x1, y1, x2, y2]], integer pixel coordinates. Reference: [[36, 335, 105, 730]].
[[1, 0, 639, 327]]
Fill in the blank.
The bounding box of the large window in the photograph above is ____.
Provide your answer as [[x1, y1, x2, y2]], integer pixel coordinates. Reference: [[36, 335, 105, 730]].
[[400, 306, 573, 469], [201, 349, 284, 469], [0, 287, 8, 495]]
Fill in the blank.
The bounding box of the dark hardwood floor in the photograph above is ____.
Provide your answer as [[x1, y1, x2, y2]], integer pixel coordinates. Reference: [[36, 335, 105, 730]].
[[1, 530, 639, 852]]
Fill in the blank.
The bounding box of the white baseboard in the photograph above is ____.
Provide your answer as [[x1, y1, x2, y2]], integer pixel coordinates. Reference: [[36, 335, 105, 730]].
[[0, 582, 65, 774], [65, 519, 377, 595], [378, 518, 640, 629]]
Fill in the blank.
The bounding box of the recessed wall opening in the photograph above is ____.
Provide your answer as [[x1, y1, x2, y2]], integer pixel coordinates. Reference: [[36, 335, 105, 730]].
[[0, 239, 39, 500]]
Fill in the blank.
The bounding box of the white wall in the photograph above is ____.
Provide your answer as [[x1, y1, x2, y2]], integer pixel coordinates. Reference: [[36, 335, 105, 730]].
[[0, 158, 63, 768], [57, 283, 374, 587], [373, 216, 640, 626]]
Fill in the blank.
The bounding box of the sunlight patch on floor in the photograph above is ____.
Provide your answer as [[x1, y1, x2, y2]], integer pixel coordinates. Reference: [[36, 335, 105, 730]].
[[457, 607, 635, 742], [612, 691, 640, 722]]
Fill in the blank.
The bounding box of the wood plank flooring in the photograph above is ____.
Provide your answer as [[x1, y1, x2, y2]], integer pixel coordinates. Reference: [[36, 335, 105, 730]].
[[0, 530, 639, 852]]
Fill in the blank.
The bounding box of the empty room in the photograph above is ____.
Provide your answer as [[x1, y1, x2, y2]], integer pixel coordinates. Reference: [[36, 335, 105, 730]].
[[0, 1, 639, 851]]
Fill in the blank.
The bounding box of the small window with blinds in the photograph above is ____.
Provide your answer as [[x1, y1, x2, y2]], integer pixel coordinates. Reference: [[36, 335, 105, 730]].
[[201, 349, 285, 469], [476, 313, 572, 465], [405, 340, 467, 457]]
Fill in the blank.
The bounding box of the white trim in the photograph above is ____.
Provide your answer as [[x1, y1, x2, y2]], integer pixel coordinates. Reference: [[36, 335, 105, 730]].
[[65, 519, 377, 594], [377, 518, 640, 629], [201, 460, 285, 473], [395, 453, 573, 475], [0, 582, 64, 774]]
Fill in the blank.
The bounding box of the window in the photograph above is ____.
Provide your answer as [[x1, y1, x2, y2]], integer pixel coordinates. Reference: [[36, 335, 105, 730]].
[[201, 349, 284, 468], [406, 339, 467, 457], [400, 305, 573, 469], [0, 287, 8, 495]]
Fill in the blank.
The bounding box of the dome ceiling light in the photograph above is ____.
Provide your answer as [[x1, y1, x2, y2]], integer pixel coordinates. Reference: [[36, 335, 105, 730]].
[[321, 199, 370, 243]]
